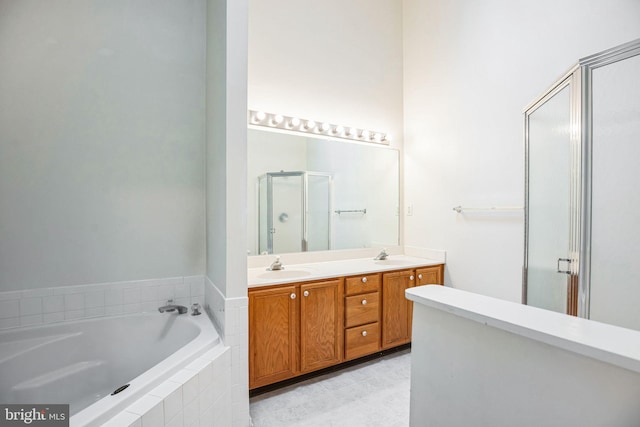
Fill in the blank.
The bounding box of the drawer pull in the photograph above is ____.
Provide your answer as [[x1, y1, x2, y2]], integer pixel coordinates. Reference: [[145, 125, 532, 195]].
[[418, 274, 423, 280], [362, 330, 367, 337], [361, 277, 368, 283], [303, 290, 309, 297], [410, 275, 415, 281], [290, 293, 296, 299], [361, 299, 367, 305]]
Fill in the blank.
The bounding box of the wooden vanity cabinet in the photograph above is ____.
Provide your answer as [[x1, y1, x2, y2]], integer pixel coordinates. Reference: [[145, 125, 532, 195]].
[[416, 265, 444, 286], [249, 278, 343, 389], [381, 270, 416, 349], [344, 273, 381, 360], [249, 264, 445, 389]]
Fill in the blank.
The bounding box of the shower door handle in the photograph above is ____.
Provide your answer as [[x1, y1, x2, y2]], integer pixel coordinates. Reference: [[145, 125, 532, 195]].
[[557, 258, 572, 275]]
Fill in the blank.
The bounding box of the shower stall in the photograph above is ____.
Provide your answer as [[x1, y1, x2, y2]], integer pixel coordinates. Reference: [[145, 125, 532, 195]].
[[524, 38, 640, 331], [258, 171, 332, 254]]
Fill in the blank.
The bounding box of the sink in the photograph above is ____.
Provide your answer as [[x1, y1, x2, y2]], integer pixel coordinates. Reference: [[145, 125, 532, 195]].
[[374, 259, 414, 266], [256, 269, 313, 279]]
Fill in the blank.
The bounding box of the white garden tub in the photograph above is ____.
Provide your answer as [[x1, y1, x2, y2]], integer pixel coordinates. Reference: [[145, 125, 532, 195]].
[[0, 311, 220, 426]]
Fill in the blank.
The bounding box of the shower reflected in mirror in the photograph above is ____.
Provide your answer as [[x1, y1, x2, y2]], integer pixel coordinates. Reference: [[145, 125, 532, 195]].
[[248, 128, 399, 255]]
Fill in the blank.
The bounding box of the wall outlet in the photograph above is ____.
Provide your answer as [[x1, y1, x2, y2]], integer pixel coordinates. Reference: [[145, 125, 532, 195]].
[[407, 205, 413, 216]]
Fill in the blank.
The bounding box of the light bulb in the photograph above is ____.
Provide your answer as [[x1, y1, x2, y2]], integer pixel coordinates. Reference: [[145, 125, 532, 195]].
[[373, 133, 382, 142], [255, 111, 266, 122], [320, 122, 330, 132], [346, 127, 356, 137], [289, 117, 301, 128], [270, 114, 283, 126], [304, 120, 316, 131], [333, 125, 344, 136], [383, 133, 392, 142], [360, 130, 369, 139]]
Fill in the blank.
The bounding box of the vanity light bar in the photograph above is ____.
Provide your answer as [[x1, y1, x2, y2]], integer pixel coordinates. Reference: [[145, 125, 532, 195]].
[[248, 110, 391, 145]]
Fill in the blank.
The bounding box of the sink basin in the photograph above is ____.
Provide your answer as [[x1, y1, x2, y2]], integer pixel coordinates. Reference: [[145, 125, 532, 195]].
[[256, 270, 313, 279], [374, 259, 414, 266]]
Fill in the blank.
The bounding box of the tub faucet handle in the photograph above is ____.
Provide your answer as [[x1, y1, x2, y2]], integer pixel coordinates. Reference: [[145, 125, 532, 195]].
[[191, 303, 202, 316]]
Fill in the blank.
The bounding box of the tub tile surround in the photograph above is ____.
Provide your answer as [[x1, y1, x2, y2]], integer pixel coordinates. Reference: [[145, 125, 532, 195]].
[[101, 346, 232, 427], [0, 276, 206, 330], [205, 277, 250, 427]]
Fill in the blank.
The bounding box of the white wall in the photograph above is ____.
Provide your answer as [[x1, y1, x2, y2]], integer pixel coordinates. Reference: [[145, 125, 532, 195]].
[[403, 0, 640, 302], [0, 0, 207, 291], [248, 0, 404, 150]]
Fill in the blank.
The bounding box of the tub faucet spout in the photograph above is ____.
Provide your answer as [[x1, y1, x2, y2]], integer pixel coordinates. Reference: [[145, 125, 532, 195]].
[[158, 300, 188, 314]]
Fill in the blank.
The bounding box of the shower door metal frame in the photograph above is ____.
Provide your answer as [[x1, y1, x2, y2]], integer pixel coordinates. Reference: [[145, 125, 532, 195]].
[[524, 37, 640, 318], [261, 171, 333, 254], [576, 38, 640, 319], [523, 67, 582, 315]]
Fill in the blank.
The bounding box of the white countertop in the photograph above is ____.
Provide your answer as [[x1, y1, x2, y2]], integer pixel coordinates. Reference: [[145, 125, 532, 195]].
[[406, 285, 640, 374], [248, 255, 443, 288]]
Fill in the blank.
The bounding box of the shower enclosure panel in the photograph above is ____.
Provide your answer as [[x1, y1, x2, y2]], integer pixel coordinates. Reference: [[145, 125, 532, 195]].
[[258, 172, 332, 255], [586, 46, 640, 330], [524, 38, 640, 327]]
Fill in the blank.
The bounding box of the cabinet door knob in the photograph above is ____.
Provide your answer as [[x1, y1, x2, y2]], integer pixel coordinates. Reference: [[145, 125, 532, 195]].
[[290, 293, 296, 299], [361, 299, 367, 305], [410, 275, 415, 281], [361, 277, 368, 283], [418, 274, 423, 280], [303, 290, 309, 297], [362, 330, 368, 337]]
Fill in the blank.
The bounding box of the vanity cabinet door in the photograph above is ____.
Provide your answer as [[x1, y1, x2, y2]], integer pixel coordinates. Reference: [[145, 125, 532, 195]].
[[249, 285, 299, 389], [381, 270, 415, 349], [300, 279, 344, 373], [416, 265, 444, 286]]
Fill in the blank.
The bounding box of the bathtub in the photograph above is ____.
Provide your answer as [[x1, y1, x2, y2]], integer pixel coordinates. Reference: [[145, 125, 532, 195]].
[[0, 311, 220, 426]]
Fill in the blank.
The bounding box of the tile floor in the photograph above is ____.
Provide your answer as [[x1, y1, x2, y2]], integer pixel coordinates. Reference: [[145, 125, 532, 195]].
[[249, 349, 411, 427]]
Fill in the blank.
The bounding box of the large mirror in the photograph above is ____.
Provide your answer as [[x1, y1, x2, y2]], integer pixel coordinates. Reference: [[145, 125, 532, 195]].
[[247, 128, 399, 255]]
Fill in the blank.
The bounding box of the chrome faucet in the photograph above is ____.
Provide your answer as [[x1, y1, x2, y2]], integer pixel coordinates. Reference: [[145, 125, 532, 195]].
[[268, 256, 284, 271], [374, 248, 389, 261], [158, 299, 188, 314]]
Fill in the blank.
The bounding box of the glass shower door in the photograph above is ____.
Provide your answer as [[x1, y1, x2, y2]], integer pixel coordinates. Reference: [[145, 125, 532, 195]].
[[525, 82, 572, 313], [270, 173, 304, 254]]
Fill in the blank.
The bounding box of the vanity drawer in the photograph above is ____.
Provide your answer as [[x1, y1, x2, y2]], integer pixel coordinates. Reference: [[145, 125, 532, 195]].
[[345, 292, 379, 328], [345, 274, 380, 296], [345, 322, 380, 360]]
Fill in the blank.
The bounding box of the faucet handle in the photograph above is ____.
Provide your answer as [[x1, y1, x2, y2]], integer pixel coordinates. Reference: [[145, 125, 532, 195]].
[[166, 299, 174, 304], [191, 303, 202, 316]]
